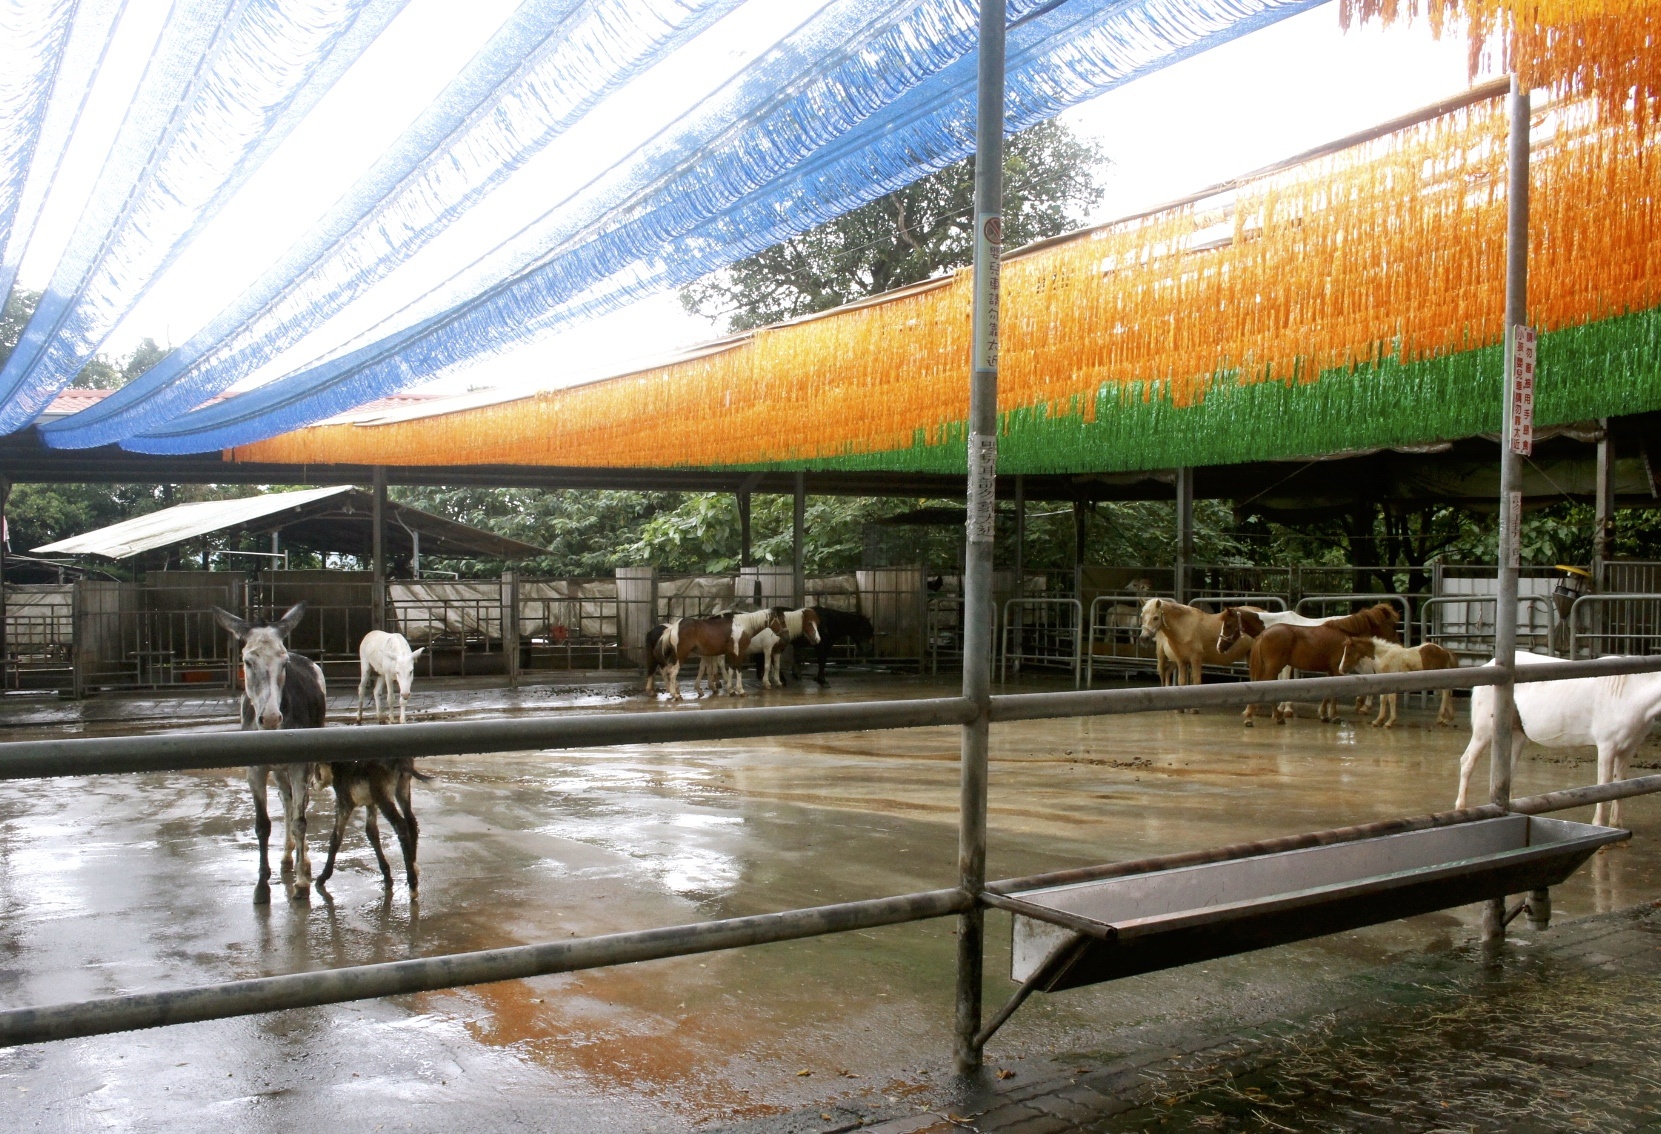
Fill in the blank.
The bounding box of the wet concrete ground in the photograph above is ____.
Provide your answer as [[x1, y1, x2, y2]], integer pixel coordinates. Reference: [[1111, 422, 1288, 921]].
[[0, 671, 1656, 1131]]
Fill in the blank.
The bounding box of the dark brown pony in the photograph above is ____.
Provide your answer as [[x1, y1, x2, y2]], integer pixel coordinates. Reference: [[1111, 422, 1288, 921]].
[[1244, 623, 1365, 726]]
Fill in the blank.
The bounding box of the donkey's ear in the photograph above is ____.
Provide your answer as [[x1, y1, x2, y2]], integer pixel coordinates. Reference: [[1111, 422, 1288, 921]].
[[212, 606, 251, 640], [273, 602, 307, 638], [409, 647, 425, 661]]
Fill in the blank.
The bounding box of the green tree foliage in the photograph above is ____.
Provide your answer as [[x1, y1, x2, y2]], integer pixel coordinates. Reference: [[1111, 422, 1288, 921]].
[[681, 119, 1106, 331]]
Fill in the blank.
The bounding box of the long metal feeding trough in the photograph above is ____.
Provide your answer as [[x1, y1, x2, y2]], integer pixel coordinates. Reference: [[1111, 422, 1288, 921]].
[[1004, 815, 1625, 999]]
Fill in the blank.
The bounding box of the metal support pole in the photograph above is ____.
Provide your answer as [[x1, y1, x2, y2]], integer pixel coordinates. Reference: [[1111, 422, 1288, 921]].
[[371, 467, 388, 633], [502, 569, 520, 691], [1594, 418, 1614, 580], [1486, 76, 1529, 945], [955, 0, 1003, 1078], [738, 489, 753, 568], [792, 471, 806, 607], [1175, 467, 1194, 604]]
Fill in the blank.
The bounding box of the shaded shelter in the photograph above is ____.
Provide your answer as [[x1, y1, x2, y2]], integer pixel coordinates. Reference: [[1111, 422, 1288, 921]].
[[32, 486, 545, 572]]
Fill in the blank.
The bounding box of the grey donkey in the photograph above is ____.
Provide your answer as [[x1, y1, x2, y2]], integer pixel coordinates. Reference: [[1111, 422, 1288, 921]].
[[215, 602, 327, 904]]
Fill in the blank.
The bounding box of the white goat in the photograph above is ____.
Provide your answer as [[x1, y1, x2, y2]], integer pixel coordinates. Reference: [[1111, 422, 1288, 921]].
[[1457, 652, 1661, 827], [356, 630, 425, 724]]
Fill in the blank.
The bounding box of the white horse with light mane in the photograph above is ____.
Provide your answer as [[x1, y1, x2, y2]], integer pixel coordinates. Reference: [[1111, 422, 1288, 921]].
[[357, 630, 425, 724], [1457, 652, 1661, 828]]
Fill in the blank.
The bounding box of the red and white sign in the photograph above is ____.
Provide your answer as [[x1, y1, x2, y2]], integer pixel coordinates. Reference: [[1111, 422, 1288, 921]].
[[1508, 324, 1536, 456]]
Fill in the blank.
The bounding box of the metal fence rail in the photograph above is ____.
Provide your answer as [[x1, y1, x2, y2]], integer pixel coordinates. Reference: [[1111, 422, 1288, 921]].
[[0, 651, 1657, 1048]]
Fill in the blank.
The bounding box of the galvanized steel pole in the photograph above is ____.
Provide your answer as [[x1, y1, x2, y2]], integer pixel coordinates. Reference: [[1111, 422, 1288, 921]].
[[371, 466, 388, 633], [793, 470, 806, 607], [955, 0, 1003, 1077], [1486, 75, 1529, 944], [1175, 467, 1193, 604]]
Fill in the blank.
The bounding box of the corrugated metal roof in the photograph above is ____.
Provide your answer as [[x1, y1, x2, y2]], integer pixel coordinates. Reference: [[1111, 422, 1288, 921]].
[[33, 487, 351, 558]]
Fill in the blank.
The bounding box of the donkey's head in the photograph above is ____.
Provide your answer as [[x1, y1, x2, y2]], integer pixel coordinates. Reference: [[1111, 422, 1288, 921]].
[[216, 603, 306, 730], [1138, 598, 1165, 642]]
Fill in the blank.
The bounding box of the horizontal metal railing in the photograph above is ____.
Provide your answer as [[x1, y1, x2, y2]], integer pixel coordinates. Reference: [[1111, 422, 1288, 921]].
[[2, 653, 1661, 1049]]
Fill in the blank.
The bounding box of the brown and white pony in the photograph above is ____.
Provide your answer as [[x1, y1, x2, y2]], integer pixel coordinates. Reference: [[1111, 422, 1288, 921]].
[[1139, 599, 1257, 699], [215, 603, 326, 904], [1339, 637, 1458, 727], [656, 611, 786, 698]]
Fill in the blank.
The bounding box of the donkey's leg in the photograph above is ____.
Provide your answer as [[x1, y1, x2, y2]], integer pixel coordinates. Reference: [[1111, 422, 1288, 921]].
[[316, 773, 352, 889], [375, 674, 390, 724], [364, 800, 395, 887], [248, 766, 273, 904], [287, 764, 313, 900], [273, 771, 296, 876], [371, 772, 418, 895]]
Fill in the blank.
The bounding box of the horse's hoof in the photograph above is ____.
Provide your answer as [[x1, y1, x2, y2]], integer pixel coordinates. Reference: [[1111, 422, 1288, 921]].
[[291, 886, 311, 903], [253, 882, 270, 905]]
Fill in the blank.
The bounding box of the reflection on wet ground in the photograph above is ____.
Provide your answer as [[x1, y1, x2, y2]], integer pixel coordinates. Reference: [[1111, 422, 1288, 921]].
[[0, 673, 1655, 1131]]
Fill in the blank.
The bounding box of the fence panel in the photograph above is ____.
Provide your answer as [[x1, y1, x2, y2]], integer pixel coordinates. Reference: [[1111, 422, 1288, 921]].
[[1000, 598, 1082, 687], [1568, 593, 1661, 659]]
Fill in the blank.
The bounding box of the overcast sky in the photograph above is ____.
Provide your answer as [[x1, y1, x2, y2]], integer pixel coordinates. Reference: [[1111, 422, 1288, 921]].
[[21, 1, 1488, 405]]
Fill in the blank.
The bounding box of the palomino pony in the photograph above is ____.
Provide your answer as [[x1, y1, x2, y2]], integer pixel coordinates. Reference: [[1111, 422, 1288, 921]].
[[1339, 637, 1458, 727], [1138, 599, 1257, 695], [1457, 652, 1661, 828], [214, 603, 325, 904], [356, 630, 425, 724]]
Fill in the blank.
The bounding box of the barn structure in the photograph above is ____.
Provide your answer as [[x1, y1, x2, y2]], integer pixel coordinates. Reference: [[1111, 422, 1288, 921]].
[[0, 0, 1657, 1096]]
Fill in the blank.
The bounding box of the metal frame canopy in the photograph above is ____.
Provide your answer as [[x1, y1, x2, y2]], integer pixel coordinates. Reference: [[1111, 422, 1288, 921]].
[[0, 0, 1324, 457], [30, 485, 545, 563]]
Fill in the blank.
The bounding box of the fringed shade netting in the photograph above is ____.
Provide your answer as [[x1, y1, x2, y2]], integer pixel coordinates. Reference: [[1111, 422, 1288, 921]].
[[42, 0, 745, 449], [0, 0, 413, 436], [230, 81, 1661, 475], [82, 0, 1327, 454], [5, 0, 1658, 466]]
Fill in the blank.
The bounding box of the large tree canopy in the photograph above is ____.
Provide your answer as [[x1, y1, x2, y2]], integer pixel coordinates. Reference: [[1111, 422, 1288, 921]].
[[681, 120, 1107, 332]]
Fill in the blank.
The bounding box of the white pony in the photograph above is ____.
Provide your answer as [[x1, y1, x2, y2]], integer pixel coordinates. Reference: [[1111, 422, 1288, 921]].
[[356, 630, 425, 724], [1457, 652, 1661, 828]]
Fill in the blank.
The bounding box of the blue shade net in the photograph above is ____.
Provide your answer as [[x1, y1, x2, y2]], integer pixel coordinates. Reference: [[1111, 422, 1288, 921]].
[[124, 0, 1324, 455], [41, 0, 747, 448], [39, 0, 1320, 455], [0, 0, 411, 435], [0, 0, 80, 302]]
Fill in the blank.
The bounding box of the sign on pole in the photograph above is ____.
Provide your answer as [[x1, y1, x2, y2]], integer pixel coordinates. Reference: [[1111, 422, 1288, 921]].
[[1508, 324, 1536, 456]]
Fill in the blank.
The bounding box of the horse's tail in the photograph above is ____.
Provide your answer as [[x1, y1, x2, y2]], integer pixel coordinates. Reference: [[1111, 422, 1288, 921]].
[[657, 619, 681, 663]]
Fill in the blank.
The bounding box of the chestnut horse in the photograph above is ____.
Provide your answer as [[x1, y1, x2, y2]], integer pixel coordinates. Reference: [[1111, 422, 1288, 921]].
[[1339, 637, 1458, 727], [1243, 623, 1368, 725], [1218, 602, 1401, 655]]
